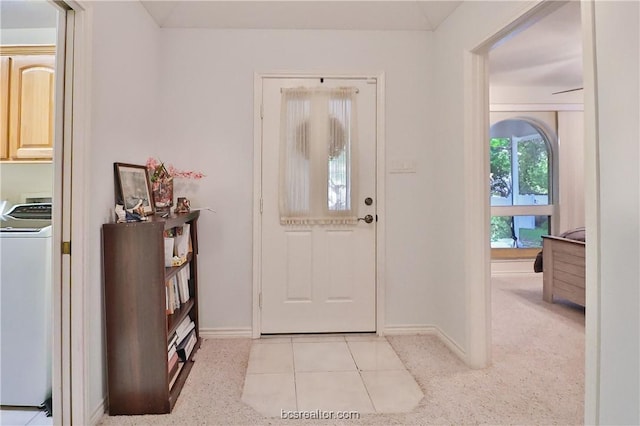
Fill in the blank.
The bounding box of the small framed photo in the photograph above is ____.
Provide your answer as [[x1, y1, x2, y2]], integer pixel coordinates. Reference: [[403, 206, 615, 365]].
[[114, 162, 155, 215]]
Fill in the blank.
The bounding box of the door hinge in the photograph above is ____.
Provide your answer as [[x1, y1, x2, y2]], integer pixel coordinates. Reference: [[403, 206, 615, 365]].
[[62, 241, 71, 255], [260, 104, 264, 119], [258, 292, 263, 309], [260, 198, 263, 214]]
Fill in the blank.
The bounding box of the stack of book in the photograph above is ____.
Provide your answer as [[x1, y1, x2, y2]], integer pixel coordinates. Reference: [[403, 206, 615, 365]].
[[174, 316, 197, 362], [165, 268, 190, 315], [167, 316, 198, 390], [167, 333, 181, 390]]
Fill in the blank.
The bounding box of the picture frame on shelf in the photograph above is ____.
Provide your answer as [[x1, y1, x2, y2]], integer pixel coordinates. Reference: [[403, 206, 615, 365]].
[[114, 162, 155, 215]]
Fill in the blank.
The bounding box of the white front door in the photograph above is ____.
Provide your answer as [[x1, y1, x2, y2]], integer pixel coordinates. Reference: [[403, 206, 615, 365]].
[[260, 77, 377, 333]]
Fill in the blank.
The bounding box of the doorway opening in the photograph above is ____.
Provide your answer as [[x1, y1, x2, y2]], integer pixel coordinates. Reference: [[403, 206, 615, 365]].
[[1, 1, 85, 424], [464, 0, 586, 361], [0, 1, 59, 424]]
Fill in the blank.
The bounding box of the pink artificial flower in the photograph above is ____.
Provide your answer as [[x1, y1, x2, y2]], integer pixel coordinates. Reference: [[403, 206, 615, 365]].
[[146, 157, 205, 181]]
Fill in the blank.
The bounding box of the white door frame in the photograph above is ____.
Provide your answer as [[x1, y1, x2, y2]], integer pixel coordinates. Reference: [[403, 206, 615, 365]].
[[464, 0, 599, 422], [51, 1, 89, 424], [252, 72, 386, 338]]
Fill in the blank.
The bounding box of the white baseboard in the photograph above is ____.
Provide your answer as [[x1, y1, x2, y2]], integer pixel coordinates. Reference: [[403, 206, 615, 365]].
[[491, 259, 538, 275], [199, 325, 469, 364], [89, 396, 106, 426], [383, 324, 467, 364], [199, 327, 252, 339]]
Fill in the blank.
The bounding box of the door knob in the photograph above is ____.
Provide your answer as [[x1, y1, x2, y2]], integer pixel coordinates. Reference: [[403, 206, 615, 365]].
[[358, 214, 374, 224]]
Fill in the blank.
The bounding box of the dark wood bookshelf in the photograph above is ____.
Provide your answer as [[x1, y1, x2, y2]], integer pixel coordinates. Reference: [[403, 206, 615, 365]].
[[102, 210, 201, 415]]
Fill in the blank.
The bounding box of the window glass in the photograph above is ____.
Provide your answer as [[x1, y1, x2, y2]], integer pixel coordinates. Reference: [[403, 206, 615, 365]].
[[327, 102, 352, 212], [490, 118, 555, 254], [491, 215, 550, 248], [490, 137, 512, 203]]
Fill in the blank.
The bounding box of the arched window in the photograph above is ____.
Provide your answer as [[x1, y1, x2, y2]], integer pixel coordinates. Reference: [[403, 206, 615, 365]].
[[490, 118, 557, 258]]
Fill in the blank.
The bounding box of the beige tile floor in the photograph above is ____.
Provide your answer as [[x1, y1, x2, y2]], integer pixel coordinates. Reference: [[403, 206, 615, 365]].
[[241, 334, 423, 418]]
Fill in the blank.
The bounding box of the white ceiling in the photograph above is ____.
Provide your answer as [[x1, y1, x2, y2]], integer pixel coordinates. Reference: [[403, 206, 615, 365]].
[[489, 1, 583, 89], [140, 1, 462, 30]]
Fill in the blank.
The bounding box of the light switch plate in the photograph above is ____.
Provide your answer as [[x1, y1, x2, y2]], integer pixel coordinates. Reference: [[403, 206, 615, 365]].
[[389, 158, 417, 173]]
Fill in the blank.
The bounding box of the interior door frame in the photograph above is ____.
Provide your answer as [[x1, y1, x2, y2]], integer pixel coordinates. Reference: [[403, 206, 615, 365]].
[[51, 1, 89, 424], [252, 72, 386, 338]]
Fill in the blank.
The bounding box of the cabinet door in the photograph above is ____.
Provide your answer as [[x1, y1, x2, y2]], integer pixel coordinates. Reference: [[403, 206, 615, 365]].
[[0, 56, 9, 160], [9, 55, 55, 160]]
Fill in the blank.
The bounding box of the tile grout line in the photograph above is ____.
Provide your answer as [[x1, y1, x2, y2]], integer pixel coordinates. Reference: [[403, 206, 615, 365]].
[[291, 340, 299, 412], [345, 337, 379, 413]]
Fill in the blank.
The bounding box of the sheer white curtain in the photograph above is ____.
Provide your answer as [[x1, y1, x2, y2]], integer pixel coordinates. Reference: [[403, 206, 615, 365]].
[[279, 87, 358, 225]]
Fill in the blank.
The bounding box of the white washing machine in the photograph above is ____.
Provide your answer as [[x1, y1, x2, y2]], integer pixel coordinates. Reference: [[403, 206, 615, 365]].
[[0, 203, 52, 407]]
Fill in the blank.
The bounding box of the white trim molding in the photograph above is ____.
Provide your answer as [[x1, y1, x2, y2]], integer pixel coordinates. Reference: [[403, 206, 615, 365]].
[[463, 48, 492, 369], [581, 0, 601, 423], [491, 260, 539, 276], [491, 103, 584, 112], [199, 328, 253, 339]]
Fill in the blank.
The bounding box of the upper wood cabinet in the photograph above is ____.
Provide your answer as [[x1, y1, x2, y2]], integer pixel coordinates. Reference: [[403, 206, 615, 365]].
[[0, 56, 9, 160], [0, 46, 56, 162]]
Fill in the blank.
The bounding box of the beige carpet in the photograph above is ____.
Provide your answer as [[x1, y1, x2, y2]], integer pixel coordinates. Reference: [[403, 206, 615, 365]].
[[99, 274, 584, 425]]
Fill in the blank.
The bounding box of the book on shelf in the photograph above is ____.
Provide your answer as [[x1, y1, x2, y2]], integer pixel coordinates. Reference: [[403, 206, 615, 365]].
[[168, 351, 179, 373], [168, 343, 177, 361], [175, 317, 195, 342], [175, 315, 193, 334], [168, 332, 178, 350], [172, 278, 180, 310], [165, 281, 172, 314], [166, 276, 183, 315], [174, 224, 191, 259], [176, 329, 197, 362], [166, 279, 175, 314], [177, 268, 190, 304], [168, 362, 184, 391], [164, 237, 175, 267]]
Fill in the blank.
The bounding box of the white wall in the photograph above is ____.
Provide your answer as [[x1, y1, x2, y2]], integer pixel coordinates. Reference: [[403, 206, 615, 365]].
[[0, 28, 57, 45], [490, 85, 583, 105], [159, 29, 434, 331], [0, 163, 53, 207], [84, 0, 161, 418], [557, 110, 584, 232], [592, 1, 639, 423]]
